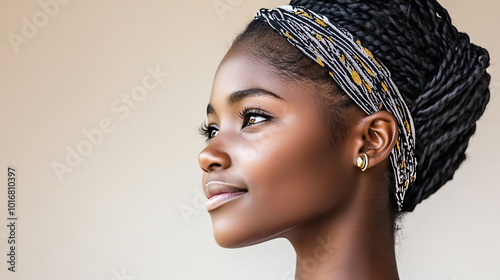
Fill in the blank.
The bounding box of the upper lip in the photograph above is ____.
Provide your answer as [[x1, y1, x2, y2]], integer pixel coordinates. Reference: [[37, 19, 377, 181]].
[[204, 181, 247, 199]]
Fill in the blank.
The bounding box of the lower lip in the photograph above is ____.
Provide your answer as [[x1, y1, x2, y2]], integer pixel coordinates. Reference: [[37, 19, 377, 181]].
[[207, 191, 246, 211]]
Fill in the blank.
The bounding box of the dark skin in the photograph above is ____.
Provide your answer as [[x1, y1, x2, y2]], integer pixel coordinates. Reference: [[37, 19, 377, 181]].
[[198, 43, 400, 280]]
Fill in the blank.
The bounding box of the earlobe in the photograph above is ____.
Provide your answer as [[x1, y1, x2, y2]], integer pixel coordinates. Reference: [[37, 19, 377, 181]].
[[355, 111, 399, 170], [356, 153, 369, 171]]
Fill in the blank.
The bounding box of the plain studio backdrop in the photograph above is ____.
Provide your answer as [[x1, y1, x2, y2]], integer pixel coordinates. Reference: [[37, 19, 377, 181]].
[[0, 0, 498, 279]]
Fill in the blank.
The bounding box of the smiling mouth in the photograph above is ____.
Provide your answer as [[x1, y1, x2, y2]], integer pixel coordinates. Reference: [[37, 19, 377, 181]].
[[205, 181, 248, 211], [206, 191, 247, 211]]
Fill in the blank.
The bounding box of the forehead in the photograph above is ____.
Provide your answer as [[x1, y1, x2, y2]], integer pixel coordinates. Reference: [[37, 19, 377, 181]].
[[210, 44, 315, 106]]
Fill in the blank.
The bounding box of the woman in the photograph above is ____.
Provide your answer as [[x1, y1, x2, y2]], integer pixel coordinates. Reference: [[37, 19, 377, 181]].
[[198, 0, 490, 279]]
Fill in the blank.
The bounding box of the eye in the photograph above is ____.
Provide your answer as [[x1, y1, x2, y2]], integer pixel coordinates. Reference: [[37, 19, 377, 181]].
[[199, 107, 271, 142], [209, 128, 219, 138], [238, 107, 272, 128], [198, 122, 219, 142]]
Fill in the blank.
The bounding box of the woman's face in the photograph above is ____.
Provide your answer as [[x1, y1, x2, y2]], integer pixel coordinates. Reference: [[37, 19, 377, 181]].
[[198, 44, 361, 248]]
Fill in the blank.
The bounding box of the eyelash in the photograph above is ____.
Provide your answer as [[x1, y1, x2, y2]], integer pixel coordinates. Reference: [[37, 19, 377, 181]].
[[198, 107, 272, 142], [198, 122, 217, 143]]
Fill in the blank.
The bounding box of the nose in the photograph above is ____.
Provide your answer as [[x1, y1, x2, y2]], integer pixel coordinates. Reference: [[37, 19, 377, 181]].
[[198, 141, 231, 172]]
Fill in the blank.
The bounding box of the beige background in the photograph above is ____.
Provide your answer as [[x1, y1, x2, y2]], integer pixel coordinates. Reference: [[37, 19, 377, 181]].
[[0, 0, 498, 279]]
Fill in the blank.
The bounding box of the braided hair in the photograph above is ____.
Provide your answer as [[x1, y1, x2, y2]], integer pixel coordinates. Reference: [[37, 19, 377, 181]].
[[232, 0, 490, 212]]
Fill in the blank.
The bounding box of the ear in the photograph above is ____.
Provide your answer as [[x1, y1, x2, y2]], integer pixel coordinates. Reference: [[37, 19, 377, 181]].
[[353, 111, 399, 170]]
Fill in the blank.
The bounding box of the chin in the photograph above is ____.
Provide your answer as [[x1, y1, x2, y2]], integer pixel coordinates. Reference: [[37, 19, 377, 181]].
[[212, 219, 255, 248], [211, 217, 281, 248]]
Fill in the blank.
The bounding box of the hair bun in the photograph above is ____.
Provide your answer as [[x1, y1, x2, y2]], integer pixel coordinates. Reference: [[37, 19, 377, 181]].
[[289, 0, 491, 211]]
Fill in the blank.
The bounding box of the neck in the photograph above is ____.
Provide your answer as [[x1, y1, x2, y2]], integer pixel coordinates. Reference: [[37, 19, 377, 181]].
[[282, 198, 399, 280]]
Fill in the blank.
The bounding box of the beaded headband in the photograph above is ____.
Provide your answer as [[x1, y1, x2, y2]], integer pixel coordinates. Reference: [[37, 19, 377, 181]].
[[255, 5, 417, 211]]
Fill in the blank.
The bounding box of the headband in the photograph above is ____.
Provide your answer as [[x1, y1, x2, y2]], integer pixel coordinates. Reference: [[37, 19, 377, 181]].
[[255, 5, 417, 211]]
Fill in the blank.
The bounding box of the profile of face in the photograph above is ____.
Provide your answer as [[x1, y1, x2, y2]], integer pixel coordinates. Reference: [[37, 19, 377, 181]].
[[198, 43, 369, 248]]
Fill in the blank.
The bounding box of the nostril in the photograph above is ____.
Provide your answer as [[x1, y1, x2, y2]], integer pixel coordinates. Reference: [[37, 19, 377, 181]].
[[199, 163, 222, 173], [209, 163, 222, 169], [203, 162, 223, 173]]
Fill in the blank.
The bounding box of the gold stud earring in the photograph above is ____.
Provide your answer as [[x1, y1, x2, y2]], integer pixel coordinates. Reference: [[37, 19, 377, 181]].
[[356, 153, 369, 171]]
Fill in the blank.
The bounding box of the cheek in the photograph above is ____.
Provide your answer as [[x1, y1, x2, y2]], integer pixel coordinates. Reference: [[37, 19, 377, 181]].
[[242, 117, 351, 229]]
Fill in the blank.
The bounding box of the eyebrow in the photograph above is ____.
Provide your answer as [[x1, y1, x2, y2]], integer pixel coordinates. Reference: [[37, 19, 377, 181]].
[[206, 88, 283, 115]]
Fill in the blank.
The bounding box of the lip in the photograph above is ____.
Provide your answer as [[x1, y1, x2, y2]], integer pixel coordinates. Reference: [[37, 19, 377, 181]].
[[205, 181, 247, 211]]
